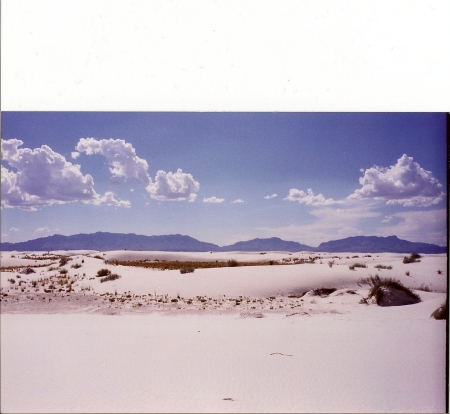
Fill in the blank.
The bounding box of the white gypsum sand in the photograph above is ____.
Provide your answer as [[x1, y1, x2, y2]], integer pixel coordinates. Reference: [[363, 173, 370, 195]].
[[0, 251, 447, 413]]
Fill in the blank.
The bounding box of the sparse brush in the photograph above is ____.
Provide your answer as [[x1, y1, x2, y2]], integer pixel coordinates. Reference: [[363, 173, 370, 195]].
[[96, 268, 111, 277], [328, 260, 334, 268], [60, 269, 68, 275], [71, 263, 82, 269], [93, 255, 103, 260], [180, 267, 195, 274], [227, 259, 240, 267], [358, 275, 420, 304], [374, 264, 393, 270], [415, 284, 432, 292], [349, 263, 367, 271], [403, 253, 421, 264], [100, 273, 121, 283]]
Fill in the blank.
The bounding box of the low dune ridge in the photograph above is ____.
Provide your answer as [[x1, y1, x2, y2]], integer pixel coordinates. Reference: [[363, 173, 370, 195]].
[[0, 250, 447, 413]]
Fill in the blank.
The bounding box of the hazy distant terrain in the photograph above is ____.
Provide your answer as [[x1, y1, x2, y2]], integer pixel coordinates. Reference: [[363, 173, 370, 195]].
[[1, 232, 446, 253]]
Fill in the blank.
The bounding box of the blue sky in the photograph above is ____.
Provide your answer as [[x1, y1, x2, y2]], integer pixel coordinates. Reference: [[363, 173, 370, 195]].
[[1, 112, 447, 247]]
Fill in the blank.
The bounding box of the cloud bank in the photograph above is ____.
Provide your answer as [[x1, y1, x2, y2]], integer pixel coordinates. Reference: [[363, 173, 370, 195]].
[[284, 188, 337, 205], [349, 154, 444, 207], [1, 139, 128, 209]]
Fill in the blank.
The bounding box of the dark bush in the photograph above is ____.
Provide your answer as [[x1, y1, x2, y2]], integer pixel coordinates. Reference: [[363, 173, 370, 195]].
[[358, 275, 420, 305], [97, 268, 111, 277], [403, 253, 421, 264], [312, 288, 337, 296], [431, 301, 447, 320], [227, 259, 240, 267], [180, 267, 195, 274], [349, 263, 367, 270]]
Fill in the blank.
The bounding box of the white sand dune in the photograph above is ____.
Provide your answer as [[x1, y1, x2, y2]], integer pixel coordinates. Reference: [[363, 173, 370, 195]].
[[0, 250, 447, 413]]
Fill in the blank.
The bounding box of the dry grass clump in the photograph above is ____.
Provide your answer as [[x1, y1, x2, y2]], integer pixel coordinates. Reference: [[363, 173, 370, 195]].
[[403, 253, 421, 264], [374, 264, 393, 270], [349, 263, 367, 271], [227, 259, 240, 267], [100, 273, 121, 283], [358, 275, 420, 305]]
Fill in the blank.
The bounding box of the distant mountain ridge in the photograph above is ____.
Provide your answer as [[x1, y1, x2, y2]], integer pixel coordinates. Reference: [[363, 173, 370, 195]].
[[316, 235, 446, 254], [0, 232, 446, 254]]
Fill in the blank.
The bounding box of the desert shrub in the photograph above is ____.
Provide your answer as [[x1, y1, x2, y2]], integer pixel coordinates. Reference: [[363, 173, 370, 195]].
[[349, 263, 367, 270], [180, 267, 195, 274], [59, 256, 71, 267], [96, 268, 111, 277], [431, 301, 447, 320], [374, 264, 393, 270], [227, 259, 240, 267], [100, 273, 121, 283], [328, 260, 334, 268], [269, 260, 275, 265], [22, 267, 36, 274], [312, 287, 337, 296], [8, 278, 16, 284], [71, 263, 82, 269], [60, 268, 68, 275], [93, 255, 103, 260], [403, 253, 421, 264], [358, 275, 420, 305], [437, 270, 442, 275], [405, 271, 410, 276]]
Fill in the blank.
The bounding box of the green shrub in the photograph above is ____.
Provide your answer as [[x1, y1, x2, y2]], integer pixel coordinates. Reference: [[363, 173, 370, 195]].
[[349, 263, 367, 270], [358, 275, 420, 305], [100, 273, 121, 283], [227, 259, 240, 267], [180, 267, 195, 274], [403, 253, 421, 264], [97, 268, 111, 277], [431, 301, 447, 320]]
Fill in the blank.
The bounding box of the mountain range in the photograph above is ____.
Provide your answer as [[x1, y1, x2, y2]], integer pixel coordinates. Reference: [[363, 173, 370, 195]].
[[0, 232, 446, 254]]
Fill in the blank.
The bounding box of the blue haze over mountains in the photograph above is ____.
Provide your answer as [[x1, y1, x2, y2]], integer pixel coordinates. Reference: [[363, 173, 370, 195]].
[[0, 232, 446, 254]]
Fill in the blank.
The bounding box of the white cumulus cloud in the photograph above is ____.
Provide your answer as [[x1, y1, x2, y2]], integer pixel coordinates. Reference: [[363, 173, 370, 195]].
[[203, 196, 225, 203], [76, 138, 151, 185], [349, 154, 444, 207], [1, 139, 129, 209], [284, 188, 337, 205], [264, 194, 278, 199], [147, 169, 199, 202], [231, 199, 244, 203], [10, 227, 20, 232], [91, 191, 131, 207]]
